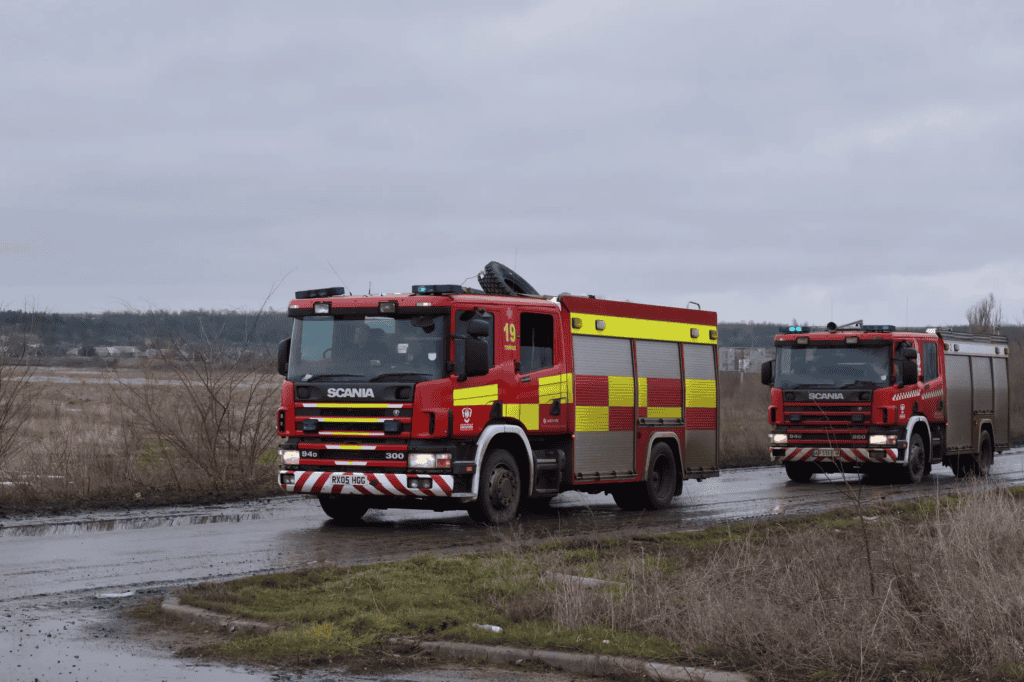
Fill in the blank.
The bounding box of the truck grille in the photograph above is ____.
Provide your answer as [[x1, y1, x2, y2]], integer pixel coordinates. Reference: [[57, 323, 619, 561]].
[[783, 401, 870, 447]]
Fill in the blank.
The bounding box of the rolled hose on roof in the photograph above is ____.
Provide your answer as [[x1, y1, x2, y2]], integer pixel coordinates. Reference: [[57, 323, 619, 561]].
[[478, 261, 539, 297]]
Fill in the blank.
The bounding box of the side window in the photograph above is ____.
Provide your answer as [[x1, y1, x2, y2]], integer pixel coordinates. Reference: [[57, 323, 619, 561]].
[[922, 342, 938, 382], [520, 313, 554, 374]]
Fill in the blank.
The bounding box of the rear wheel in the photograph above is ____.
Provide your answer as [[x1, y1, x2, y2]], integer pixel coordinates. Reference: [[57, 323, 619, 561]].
[[643, 444, 678, 510], [468, 449, 521, 524], [318, 495, 369, 523], [975, 431, 994, 477], [785, 462, 815, 482]]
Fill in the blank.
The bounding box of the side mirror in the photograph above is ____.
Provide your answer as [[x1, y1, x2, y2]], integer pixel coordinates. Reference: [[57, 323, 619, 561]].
[[903, 348, 918, 360], [761, 360, 774, 386], [467, 318, 490, 338], [900, 359, 918, 387], [465, 337, 490, 377], [277, 338, 291, 377]]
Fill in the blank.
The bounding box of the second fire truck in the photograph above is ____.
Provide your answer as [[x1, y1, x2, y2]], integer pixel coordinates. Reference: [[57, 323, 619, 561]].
[[762, 321, 1010, 482], [276, 263, 720, 523]]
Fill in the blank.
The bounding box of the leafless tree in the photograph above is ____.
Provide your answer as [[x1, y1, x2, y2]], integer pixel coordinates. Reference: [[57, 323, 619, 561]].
[[966, 293, 1003, 334], [0, 308, 40, 472]]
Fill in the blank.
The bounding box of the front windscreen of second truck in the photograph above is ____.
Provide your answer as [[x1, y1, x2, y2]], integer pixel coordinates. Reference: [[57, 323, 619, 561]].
[[774, 346, 891, 389], [288, 314, 446, 383]]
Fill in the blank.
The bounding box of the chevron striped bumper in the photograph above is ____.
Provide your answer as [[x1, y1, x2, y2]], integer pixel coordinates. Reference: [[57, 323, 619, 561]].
[[280, 470, 458, 497], [774, 447, 898, 463]]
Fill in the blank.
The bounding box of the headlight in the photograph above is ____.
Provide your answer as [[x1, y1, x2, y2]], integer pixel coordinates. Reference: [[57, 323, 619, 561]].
[[408, 453, 451, 468], [869, 435, 896, 446], [280, 449, 300, 465], [771, 434, 788, 444]]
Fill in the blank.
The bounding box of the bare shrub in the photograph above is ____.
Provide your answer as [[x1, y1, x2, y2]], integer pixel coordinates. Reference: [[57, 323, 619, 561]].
[[110, 350, 279, 494], [0, 311, 41, 474], [109, 300, 282, 494], [966, 293, 1003, 334]]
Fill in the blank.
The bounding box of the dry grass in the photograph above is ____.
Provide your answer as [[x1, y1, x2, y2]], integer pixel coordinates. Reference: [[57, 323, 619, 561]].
[[719, 371, 770, 468], [498, 486, 1024, 681], [0, 364, 282, 513]]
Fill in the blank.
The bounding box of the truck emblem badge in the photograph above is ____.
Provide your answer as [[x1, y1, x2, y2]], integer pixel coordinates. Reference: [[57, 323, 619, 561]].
[[808, 392, 844, 400], [326, 388, 375, 399], [462, 408, 472, 422]]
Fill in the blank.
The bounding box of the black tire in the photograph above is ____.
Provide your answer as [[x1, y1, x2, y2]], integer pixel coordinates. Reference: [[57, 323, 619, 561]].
[[785, 462, 815, 482], [468, 449, 521, 524], [318, 494, 370, 523], [900, 432, 926, 484], [976, 431, 994, 477], [642, 444, 678, 510], [478, 261, 539, 297]]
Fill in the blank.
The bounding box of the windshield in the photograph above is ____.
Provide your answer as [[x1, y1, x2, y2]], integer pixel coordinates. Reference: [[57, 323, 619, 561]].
[[288, 314, 446, 383], [774, 346, 891, 389]]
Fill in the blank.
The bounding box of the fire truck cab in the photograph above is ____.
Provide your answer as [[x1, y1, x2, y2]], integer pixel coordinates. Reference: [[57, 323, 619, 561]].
[[762, 321, 1010, 483], [276, 263, 720, 523]]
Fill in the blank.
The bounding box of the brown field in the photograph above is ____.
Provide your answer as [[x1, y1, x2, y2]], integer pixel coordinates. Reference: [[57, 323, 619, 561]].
[[1, 353, 1019, 514], [0, 362, 282, 514]]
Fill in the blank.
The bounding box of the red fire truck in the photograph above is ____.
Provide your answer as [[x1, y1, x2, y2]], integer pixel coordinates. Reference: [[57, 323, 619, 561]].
[[276, 262, 720, 523], [762, 321, 1010, 482]]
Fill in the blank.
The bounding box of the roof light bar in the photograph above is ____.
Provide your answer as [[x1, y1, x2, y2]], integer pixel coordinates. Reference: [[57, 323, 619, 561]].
[[412, 284, 463, 295], [295, 287, 345, 299]]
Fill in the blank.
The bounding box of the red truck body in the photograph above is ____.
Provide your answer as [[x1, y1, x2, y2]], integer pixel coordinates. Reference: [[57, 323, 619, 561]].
[[276, 279, 720, 522], [763, 323, 1010, 482]]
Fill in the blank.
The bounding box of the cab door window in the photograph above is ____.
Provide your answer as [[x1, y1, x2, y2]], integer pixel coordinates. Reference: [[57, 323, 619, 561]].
[[922, 342, 938, 382], [519, 313, 554, 374]]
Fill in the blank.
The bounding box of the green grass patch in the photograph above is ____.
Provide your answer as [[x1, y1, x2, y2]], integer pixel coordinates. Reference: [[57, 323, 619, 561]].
[[171, 483, 1024, 680], [180, 552, 682, 665]]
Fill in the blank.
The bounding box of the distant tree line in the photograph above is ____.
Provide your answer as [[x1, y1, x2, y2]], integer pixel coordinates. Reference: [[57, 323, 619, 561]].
[[0, 309, 293, 356]]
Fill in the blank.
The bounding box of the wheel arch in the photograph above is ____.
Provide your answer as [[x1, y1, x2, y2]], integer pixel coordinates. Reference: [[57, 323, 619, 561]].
[[471, 424, 534, 498], [905, 416, 932, 460], [645, 433, 682, 495], [976, 419, 994, 451]]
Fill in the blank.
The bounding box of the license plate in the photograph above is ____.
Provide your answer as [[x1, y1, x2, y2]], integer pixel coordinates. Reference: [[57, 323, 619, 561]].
[[330, 474, 368, 486], [814, 448, 839, 458]]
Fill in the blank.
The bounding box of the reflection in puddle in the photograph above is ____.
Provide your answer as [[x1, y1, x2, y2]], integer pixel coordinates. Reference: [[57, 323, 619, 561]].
[[0, 511, 265, 537]]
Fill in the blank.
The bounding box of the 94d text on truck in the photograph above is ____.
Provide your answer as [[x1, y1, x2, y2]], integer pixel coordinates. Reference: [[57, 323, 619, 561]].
[[275, 262, 720, 523]]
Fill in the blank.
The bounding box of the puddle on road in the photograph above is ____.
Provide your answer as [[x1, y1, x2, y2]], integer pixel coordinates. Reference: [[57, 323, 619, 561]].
[[0, 510, 266, 537]]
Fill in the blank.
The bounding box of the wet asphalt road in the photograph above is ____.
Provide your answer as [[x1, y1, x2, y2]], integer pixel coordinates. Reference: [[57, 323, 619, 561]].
[[3, 448, 1023, 681]]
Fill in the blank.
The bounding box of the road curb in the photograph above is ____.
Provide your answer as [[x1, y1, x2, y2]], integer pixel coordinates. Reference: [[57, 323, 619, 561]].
[[160, 595, 277, 634], [160, 596, 752, 682], [414, 640, 754, 682]]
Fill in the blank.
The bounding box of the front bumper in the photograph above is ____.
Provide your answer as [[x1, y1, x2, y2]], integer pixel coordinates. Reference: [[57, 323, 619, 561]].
[[770, 447, 899, 464], [280, 469, 466, 498]]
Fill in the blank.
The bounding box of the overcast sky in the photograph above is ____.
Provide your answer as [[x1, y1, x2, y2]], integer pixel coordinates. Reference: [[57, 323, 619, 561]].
[[2, 1, 1022, 326]]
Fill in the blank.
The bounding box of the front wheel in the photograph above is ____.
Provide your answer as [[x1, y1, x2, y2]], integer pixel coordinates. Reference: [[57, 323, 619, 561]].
[[318, 494, 369, 523], [468, 449, 521, 524], [785, 462, 815, 483], [900, 433, 926, 484]]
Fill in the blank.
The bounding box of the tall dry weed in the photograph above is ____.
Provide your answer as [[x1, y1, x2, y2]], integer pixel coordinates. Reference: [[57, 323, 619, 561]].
[[502, 486, 1024, 680]]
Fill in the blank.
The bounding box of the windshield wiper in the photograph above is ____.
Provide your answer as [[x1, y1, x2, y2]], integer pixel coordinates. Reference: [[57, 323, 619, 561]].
[[838, 379, 880, 388], [301, 374, 365, 382], [369, 373, 432, 382]]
